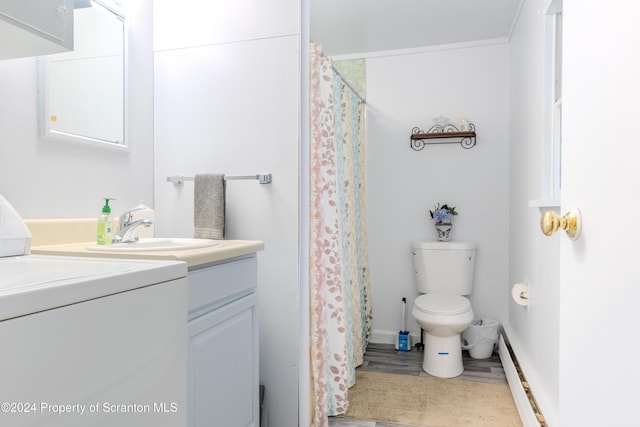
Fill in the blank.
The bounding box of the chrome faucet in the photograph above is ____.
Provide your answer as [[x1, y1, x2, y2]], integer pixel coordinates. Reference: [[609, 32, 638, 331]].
[[112, 207, 153, 244]]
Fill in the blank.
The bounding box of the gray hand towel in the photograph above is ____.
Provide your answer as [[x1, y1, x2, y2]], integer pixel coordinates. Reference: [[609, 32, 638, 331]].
[[194, 174, 225, 239]]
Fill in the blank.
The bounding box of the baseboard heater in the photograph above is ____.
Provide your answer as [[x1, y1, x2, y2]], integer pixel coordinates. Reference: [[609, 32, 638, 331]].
[[498, 335, 547, 427]]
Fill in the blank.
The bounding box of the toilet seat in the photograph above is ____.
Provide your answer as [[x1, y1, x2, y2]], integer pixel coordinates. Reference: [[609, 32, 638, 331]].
[[414, 294, 471, 316]]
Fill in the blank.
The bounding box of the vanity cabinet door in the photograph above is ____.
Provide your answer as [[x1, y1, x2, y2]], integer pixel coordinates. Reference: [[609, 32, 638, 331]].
[[0, 0, 73, 59], [188, 292, 259, 427]]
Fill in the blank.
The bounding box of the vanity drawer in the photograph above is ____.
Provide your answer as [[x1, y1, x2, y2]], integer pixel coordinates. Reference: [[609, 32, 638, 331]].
[[187, 256, 257, 319]]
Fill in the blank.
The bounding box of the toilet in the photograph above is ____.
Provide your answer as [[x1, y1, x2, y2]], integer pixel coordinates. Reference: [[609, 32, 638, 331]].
[[411, 241, 477, 378]]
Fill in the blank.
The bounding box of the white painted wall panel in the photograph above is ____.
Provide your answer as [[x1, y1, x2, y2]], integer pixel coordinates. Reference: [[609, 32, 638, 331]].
[[154, 0, 299, 51], [153, 36, 300, 427]]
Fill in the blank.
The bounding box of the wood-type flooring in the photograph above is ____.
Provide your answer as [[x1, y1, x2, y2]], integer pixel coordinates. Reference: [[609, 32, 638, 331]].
[[328, 343, 507, 427]]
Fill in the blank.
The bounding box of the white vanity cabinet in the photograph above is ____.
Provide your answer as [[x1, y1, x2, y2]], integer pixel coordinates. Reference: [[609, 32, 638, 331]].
[[0, 0, 73, 60], [27, 232, 264, 425], [187, 255, 259, 427]]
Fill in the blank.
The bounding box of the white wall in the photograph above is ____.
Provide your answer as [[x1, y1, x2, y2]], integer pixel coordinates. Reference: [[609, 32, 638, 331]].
[[0, 0, 154, 218], [152, 1, 301, 426], [506, 0, 560, 423], [365, 43, 510, 343]]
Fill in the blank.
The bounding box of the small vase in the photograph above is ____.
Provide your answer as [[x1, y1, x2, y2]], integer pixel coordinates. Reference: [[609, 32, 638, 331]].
[[435, 223, 452, 241]]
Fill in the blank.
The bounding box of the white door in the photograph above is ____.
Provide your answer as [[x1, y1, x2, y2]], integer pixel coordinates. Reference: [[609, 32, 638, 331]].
[[559, 1, 640, 425]]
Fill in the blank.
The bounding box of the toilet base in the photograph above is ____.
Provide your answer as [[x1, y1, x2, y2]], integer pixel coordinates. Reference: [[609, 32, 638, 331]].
[[422, 333, 464, 378]]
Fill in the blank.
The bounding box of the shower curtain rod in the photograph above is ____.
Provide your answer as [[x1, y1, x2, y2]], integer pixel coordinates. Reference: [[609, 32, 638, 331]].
[[331, 65, 366, 104]]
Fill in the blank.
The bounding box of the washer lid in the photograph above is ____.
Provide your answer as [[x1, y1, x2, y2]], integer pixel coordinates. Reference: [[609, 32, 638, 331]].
[[414, 294, 471, 315]]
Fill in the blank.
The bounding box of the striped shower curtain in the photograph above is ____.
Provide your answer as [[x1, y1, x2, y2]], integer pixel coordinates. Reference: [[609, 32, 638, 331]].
[[309, 43, 372, 427]]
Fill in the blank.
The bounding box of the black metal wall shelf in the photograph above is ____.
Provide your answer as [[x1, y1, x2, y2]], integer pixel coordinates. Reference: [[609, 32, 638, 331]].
[[410, 123, 476, 151]]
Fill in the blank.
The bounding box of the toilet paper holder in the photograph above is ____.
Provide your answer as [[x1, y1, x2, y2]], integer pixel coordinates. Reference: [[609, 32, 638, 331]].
[[512, 283, 530, 306]]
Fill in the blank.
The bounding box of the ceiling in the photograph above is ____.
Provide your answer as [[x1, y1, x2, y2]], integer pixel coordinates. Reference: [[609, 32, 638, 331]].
[[310, 0, 522, 57]]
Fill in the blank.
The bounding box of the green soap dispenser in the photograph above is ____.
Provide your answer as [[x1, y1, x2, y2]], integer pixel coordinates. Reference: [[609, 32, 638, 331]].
[[97, 198, 115, 245]]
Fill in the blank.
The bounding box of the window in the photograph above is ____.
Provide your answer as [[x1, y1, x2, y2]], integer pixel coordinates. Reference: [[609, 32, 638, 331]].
[[532, 0, 562, 207]]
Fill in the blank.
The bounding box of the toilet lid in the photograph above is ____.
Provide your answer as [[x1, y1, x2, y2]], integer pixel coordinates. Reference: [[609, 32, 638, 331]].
[[414, 294, 471, 315]]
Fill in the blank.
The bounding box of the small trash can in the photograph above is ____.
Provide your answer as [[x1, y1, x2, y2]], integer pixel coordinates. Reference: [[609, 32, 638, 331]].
[[462, 318, 499, 359]]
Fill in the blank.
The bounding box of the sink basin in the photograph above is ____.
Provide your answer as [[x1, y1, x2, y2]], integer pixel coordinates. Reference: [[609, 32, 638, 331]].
[[86, 238, 219, 252]]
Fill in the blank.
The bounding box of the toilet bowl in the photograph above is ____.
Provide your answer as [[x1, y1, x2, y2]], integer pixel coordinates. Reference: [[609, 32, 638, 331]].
[[412, 294, 473, 378], [410, 241, 477, 378]]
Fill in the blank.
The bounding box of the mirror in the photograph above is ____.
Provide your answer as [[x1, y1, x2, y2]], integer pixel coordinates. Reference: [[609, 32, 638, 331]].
[[39, 0, 126, 151]]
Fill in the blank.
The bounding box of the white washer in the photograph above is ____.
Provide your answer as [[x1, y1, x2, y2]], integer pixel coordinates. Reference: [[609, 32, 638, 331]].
[[0, 255, 188, 427]]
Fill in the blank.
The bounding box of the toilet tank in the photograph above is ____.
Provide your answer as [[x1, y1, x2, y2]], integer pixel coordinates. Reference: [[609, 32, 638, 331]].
[[412, 241, 477, 295]]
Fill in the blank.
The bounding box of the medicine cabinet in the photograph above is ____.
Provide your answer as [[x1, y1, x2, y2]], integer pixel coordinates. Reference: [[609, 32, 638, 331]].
[[39, 0, 126, 151]]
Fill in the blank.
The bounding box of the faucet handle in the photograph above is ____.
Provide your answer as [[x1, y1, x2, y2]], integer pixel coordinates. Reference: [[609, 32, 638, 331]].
[[119, 211, 132, 227], [119, 207, 143, 227]]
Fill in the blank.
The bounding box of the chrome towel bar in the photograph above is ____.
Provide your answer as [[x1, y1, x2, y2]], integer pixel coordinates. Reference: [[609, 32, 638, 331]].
[[166, 173, 272, 187]]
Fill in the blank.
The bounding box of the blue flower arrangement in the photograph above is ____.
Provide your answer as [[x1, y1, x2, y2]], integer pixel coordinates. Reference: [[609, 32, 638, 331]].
[[429, 203, 458, 224]]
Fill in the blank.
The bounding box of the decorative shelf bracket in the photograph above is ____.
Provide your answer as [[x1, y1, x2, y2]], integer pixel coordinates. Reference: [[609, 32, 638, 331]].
[[410, 123, 476, 151]]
